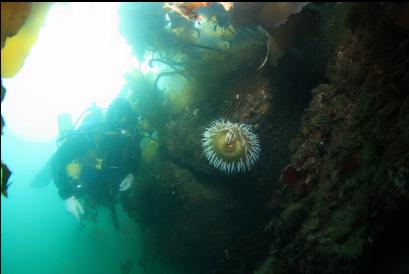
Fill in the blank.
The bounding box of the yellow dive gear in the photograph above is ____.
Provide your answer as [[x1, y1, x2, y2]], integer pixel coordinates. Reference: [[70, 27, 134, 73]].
[[66, 161, 81, 180], [57, 113, 73, 137]]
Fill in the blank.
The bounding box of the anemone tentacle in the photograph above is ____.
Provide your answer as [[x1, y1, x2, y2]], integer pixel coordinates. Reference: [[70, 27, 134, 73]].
[[202, 119, 261, 174]]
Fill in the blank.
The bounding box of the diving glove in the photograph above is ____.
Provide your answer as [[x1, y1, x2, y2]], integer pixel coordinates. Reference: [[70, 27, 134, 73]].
[[119, 173, 134, 192], [65, 196, 84, 221]]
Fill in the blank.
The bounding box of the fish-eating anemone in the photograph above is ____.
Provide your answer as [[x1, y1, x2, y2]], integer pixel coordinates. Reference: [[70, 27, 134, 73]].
[[202, 119, 261, 174]]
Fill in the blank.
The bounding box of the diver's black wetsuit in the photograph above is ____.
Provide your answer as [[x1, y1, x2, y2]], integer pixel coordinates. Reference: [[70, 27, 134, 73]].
[[51, 108, 141, 229]]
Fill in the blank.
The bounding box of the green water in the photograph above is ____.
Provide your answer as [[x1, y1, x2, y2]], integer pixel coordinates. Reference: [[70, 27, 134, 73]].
[[0, 131, 173, 274]]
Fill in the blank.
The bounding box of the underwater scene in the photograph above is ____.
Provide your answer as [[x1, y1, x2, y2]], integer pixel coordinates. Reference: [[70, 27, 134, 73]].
[[1, 2, 409, 274]]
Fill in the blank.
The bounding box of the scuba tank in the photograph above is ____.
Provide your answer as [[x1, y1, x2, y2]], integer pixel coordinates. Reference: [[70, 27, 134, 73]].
[[30, 112, 74, 189], [56, 104, 108, 146], [31, 107, 100, 189], [57, 112, 74, 138], [56, 108, 103, 185]]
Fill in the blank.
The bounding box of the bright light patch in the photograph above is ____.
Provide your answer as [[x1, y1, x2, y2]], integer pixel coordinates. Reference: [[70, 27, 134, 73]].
[[1, 2, 136, 141]]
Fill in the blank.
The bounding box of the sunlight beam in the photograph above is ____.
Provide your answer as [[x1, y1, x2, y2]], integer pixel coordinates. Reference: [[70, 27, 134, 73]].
[[2, 2, 136, 141]]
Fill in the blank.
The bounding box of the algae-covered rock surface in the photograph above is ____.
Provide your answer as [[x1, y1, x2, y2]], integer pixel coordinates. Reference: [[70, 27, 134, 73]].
[[213, 3, 409, 274], [121, 3, 330, 273], [119, 3, 408, 274]]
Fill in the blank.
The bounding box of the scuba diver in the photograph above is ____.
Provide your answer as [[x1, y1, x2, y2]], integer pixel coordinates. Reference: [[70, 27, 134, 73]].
[[50, 97, 142, 230]]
